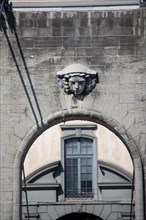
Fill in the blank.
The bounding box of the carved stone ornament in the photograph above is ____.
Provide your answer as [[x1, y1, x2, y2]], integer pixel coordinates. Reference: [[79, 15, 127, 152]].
[[57, 63, 99, 97]]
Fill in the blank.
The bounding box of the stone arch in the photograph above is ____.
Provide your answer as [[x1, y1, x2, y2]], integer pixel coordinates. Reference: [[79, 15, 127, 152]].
[[13, 110, 144, 220]]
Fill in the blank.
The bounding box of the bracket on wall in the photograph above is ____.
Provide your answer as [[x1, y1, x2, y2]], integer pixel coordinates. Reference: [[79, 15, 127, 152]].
[[57, 63, 99, 100]]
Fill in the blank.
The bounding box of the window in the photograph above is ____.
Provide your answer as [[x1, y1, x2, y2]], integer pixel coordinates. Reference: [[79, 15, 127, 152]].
[[61, 124, 98, 200], [65, 137, 93, 198]]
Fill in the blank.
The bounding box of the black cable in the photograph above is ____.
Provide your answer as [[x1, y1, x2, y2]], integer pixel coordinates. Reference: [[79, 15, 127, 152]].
[[0, 0, 5, 17], [4, 1, 44, 126], [2, 27, 40, 129], [22, 165, 30, 220], [130, 169, 135, 220], [14, 30, 44, 126], [4, 1, 16, 33], [0, 0, 6, 30]]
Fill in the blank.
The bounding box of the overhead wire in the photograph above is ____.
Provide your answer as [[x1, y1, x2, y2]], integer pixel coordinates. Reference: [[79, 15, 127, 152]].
[[130, 169, 135, 220], [4, 1, 44, 126], [22, 165, 30, 220], [14, 30, 44, 126], [0, 0, 5, 17], [0, 0, 44, 129], [0, 1, 43, 219], [2, 23, 40, 129]]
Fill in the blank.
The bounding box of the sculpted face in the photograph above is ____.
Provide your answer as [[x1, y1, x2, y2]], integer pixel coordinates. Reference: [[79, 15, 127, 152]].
[[57, 63, 99, 97], [68, 75, 86, 95]]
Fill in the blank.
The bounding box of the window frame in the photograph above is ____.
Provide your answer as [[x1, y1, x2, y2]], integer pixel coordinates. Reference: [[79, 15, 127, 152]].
[[60, 125, 98, 201], [65, 137, 94, 198]]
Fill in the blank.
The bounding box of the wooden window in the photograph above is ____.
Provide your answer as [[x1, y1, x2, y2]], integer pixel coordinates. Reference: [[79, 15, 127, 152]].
[[64, 137, 94, 198]]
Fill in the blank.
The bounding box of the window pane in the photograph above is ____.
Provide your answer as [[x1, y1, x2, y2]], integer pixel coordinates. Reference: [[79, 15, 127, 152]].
[[72, 138, 78, 145], [87, 145, 92, 154], [87, 140, 92, 153], [80, 138, 85, 152], [81, 166, 86, 173], [81, 158, 86, 166], [66, 146, 72, 154], [87, 158, 92, 165], [72, 181, 78, 188], [87, 181, 92, 188], [72, 158, 77, 164], [66, 158, 71, 166], [81, 181, 86, 188], [73, 145, 78, 154], [66, 174, 71, 179], [80, 138, 93, 154], [65, 137, 93, 198], [87, 174, 92, 180], [81, 145, 86, 154], [87, 166, 92, 173], [66, 181, 71, 189], [65, 138, 79, 154], [81, 174, 86, 181], [80, 138, 86, 153]]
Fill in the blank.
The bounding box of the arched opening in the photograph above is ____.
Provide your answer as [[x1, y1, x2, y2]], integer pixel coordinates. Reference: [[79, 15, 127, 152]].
[[12, 112, 144, 220], [21, 119, 135, 220], [57, 213, 103, 220]]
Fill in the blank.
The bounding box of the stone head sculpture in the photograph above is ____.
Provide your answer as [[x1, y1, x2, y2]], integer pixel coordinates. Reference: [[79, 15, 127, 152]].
[[57, 64, 99, 97]]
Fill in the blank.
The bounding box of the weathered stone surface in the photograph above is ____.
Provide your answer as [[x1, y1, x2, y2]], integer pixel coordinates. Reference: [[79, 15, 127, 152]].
[[0, 8, 146, 220], [47, 206, 59, 220]]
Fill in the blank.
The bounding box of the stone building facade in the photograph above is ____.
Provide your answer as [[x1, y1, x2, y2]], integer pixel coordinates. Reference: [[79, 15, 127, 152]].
[[0, 5, 146, 220]]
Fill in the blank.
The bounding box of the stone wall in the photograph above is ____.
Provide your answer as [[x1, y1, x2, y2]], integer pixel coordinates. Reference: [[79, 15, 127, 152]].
[[0, 8, 146, 220]]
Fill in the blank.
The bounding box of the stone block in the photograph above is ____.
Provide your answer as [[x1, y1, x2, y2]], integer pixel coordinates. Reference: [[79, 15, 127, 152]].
[[47, 205, 59, 220], [39, 213, 50, 220], [103, 94, 119, 117], [120, 94, 137, 104], [86, 204, 95, 214], [112, 204, 122, 212], [1, 192, 12, 203], [127, 123, 145, 138], [38, 205, 47, 213], [93, 204, 104, 216], [121, 113, 135, 130], [9, 134, 22, 147], [64, 204, 72, 215], [81, 204, 87, 212], [134, 133, 146, 154], [112, 104, 127, 122], [33, 12, 47, 28], [14, 115, 35, 139], [107, 212, 119, 220], [85, 92, 96, 111], [100, 204, 112, 220]]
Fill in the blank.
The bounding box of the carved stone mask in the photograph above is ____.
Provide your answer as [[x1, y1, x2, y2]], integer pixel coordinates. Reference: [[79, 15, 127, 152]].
[[57, 63, 99, 97], [68, 75, 86, 95]]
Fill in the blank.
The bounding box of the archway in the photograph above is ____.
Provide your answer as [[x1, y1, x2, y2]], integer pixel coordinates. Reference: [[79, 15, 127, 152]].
[[13, 111, 144, 220], [57, 213, 103, 220]]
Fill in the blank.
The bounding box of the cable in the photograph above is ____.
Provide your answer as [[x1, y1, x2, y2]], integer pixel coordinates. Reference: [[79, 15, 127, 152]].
[[22, 165, 30, 220], [0, 0, 5, 17], [2, 26, 40, 129], [1, 2, 43, 219], [0, 0, 6, 30], [14, 30, 44, 126], [1, 1, 44, 128], [4, 1, 44, 126], [130, 169, 135, 220]]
